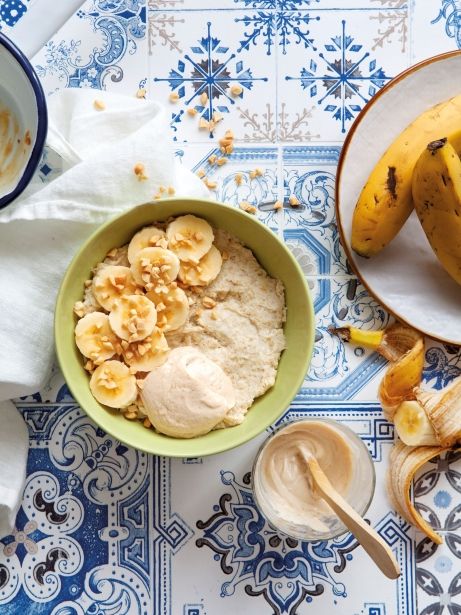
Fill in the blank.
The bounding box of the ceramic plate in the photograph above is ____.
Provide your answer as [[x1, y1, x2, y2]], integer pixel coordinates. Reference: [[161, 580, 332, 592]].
[[336, 51, 461, 345]]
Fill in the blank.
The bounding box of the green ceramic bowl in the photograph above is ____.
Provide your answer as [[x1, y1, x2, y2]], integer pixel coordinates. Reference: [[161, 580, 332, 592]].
[[55, 198, 315, 457]]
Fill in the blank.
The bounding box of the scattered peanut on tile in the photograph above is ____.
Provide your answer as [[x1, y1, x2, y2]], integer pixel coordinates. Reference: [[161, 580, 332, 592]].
[[230, 84, 243, 97], [169, 92, 180, 103]]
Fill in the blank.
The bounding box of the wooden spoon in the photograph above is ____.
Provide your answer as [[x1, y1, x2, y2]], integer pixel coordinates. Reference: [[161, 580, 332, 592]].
[[301, 453, 401, 580]]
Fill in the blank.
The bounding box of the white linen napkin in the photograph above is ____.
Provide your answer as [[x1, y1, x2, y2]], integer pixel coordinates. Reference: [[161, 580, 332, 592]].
[[0, 89, 208, 537]]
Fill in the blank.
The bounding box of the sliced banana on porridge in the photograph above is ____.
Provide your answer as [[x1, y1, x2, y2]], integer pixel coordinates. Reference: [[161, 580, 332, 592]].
[[178, 245, 222, 286], [131, 247, 180, 287], [75, 312, 119, 364], [166, 214, 214, 263], [146, 286, 189, 332], [122, 328, 169, 372], [127, 226, 168, 263], [109, 295, 157, 342], [90, 360, 138, 407], [92, 265, 139, 311]]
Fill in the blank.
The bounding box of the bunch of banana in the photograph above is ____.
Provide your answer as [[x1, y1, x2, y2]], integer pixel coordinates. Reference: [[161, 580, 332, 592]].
[[412, 133, 461, 285], [332, 322, 461, 544], [351, 94, 461, 258]]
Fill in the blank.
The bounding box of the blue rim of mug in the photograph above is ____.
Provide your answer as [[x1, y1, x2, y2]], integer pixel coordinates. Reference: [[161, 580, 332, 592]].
[[0, 31, 48, 210]]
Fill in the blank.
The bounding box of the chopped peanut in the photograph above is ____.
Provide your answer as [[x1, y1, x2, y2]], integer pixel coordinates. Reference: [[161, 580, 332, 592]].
[[169, 92, 180, 103], [204, 178, 218, 190], [289, 195, 300, 207], [202, 296, 216, 309], [196, 168, 206, 178], [167, 186, 175, 195], [240, 201, 257, 214], [136, 88, 146, 99], [208, 154, 217, 165], [230, 84, 243, 97], [187, 107, 198, 117], [217, 157, 228, 166], [199, 117, 210, 130], [134, 163, 148, 180], [234, 173, 243, 186], [273, 200, 283, 210], [212, 111, 223, 123], [200, 91, 208, 106], [143, 418, 152, 429], [93, 99, 106, 111]]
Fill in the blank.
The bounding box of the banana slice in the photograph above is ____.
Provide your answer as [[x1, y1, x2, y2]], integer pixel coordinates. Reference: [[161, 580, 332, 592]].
[[127, 226, 168, 264], [178, 245, 222, 286], [122, 328, 169, 372], [131, 247, 180, 288], [92, 265, 139, 311], [146, 285, 189, 332], [394, 400, 438, 446], [166, 214, 214, 263], [75, 312, 119, 364], [109, 295, 157, 342], [90, 360, 138, 408]]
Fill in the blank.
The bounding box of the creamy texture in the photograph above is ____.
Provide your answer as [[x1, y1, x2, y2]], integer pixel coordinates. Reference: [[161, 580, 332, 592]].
[[254, 421, 353, 534], [166, 229, 286, 426], [141, 346, 236, 438]]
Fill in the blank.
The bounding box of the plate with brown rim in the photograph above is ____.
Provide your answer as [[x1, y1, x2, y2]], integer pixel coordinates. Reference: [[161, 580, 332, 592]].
[[336, 51, 461, 345]]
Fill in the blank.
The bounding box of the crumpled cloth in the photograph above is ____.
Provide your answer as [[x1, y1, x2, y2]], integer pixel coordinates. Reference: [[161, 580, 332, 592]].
[[0, 88, 207, 537]]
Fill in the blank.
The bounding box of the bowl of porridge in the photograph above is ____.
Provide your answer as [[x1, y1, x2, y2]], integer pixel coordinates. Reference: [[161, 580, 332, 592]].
[[55, 198, 315, 457]]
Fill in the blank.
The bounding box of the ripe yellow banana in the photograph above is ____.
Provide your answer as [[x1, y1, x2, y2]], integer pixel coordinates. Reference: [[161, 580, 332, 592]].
[[412, 133, 461, 285], [351, 94, 461, 258]]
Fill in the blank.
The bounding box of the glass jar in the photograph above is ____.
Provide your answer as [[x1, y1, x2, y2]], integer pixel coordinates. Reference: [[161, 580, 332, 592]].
[[252, 417, 376, 541]]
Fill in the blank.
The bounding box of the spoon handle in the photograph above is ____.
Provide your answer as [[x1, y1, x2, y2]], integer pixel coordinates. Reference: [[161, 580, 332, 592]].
[[306, 457, 401, 580]]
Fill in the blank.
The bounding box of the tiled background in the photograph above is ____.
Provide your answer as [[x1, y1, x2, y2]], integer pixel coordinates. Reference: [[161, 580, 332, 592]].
[[1, 0, 461, 613]]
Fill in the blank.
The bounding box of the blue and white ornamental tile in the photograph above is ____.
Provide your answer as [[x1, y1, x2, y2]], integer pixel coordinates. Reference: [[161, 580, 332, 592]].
[[411, 0, 461, 63], [148, 12, 276, 143], [32, 0, 148, 97], [278, 11, 410, 141]]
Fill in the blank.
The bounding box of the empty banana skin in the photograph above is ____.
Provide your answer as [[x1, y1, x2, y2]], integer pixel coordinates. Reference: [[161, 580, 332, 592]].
[[332, 322, 461, 544]]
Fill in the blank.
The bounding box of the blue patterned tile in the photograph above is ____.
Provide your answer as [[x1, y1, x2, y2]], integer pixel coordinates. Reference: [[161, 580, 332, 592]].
[[178, 143, 281, 232], [32, 0, 148, 96], [414, 451, 461, 615], [0, 0, 29, 31], [148, 11, 276, 142], [411, 0, 460, 62], [298, 277, 390, 399], [278, 9, 410, 140], [282, 145, 349, 276]]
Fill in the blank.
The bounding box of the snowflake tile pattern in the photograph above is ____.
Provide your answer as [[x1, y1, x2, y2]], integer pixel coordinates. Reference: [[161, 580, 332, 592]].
[[149, 13, 275, 142], [4, 1, 461, 614], [279, 11, 409, 139]]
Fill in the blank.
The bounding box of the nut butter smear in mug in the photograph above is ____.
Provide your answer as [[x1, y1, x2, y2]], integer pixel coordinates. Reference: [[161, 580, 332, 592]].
[[254, 421, 354, 534], [0, 96, 31, 193]]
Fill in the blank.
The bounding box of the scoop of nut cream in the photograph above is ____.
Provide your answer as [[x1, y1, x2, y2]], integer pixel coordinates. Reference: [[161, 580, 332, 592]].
[[141, 346, 236, 438]]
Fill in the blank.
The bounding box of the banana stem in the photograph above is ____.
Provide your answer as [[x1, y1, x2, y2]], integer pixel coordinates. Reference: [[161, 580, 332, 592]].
[[329, 324, 384, 351]]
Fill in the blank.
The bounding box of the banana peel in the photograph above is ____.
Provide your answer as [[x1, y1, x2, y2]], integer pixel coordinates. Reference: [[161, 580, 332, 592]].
[[387, 441, 445, 545], [331, 322, 461, 543], [331, 323, 424, 420], [415, 378, 461, 447], [352, 94, 461, 258]]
